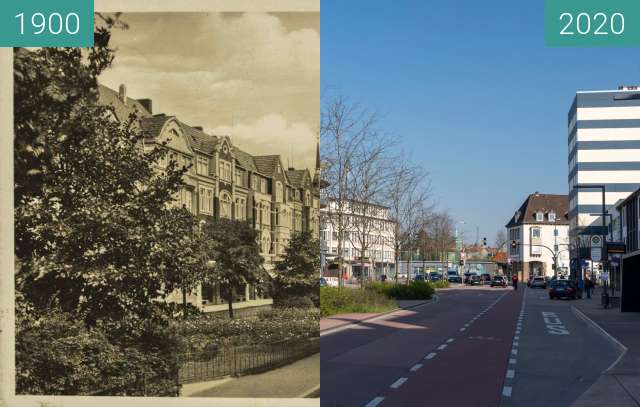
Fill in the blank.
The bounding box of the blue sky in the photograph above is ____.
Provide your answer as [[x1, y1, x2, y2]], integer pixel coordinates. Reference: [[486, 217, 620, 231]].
[[321, 0, 640, 244]]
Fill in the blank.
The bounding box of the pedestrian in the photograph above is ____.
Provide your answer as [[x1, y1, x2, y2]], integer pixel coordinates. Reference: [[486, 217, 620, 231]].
[[512, 274, 518, 290], [585, 276, 592, 299]]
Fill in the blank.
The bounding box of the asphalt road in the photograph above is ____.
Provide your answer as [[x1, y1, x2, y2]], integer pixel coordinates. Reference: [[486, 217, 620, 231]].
[[320, 285, 621, 407]]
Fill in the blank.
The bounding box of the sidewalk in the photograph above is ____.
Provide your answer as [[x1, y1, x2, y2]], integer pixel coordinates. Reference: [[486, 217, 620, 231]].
[[320, 298, 435, 333], [181, 353, 320, 398], [570, 289, 640, 407]]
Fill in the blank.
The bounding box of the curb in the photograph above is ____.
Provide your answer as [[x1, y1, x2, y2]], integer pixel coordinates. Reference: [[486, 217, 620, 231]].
[[571, 305, 628, 373], [320, 294, 440, 337], [297, 384, 320, 398]]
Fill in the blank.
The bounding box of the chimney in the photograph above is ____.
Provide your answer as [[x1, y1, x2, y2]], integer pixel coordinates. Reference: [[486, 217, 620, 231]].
[[137, 98, 152, 114], [118, 84, 127, 103]]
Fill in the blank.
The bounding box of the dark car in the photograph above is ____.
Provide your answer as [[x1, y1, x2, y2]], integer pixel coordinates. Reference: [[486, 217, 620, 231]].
[[549, 279, 579, 300], [463, 272, 474, 284], [530, 276, 547, 289], [468, 275, 481, 285], [448, 270, 462, 283], [414, 274, 426, 281], [480, 273, 492, 284], [429, 272, 442, 282], [490, 275, 507, 287]]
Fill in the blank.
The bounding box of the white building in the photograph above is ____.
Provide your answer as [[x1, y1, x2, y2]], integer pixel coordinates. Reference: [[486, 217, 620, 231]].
[[568, 86, 640, 249], [320, 199, 396, 280], [506, 193, 570, 280]]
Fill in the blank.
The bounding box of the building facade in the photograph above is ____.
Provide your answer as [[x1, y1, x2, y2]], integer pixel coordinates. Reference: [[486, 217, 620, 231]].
[[615, 188, 640, 311], [568, 86, 640, 248], [506, 193, 570, 280], [100, 84, 320, 308], [320, 199, 396, 281]]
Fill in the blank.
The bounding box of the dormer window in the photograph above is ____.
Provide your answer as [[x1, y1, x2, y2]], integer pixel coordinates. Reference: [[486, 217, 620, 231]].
[[536, 212, 544, 222], [548, 211, 556, 222]]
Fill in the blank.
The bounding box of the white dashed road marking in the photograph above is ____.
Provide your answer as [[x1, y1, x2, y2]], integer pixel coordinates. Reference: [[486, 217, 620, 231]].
[[437, 344, 447, 350], [502, 386, 513, 397], [365, 397, 385, 407], [506, 369, 515, 379], [390, 378, 408, 389], [425, 352, 437, 359], [410, 363, 423, 371]]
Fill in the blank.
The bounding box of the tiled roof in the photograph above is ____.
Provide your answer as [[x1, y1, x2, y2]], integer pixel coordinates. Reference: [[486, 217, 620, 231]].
[[285, 169, 309, 188], [233, 146, 257, 171], [506, 193, 569, 227], [179, 122, 218, 154], [98, 84, 151, 121], [140, 115, 173, 139], [253, 155, 281, 176]]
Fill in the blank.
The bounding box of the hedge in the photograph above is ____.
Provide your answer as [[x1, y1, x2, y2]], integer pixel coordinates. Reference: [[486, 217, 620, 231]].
[[320, 286, 396, 317], [366, 281, 435, 300]]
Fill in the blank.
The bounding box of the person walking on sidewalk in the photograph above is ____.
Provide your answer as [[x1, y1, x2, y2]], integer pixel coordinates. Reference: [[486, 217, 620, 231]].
[[585, 276, 593, 299], [512, 274, 518, 290]]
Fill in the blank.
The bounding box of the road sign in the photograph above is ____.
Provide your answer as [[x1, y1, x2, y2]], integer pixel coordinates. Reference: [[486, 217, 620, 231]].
[[591, 235, 602, 247], [591, 247, 602, 262]]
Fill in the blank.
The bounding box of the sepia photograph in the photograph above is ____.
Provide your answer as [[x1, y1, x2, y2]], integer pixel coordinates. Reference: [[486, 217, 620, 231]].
[[11, 9, 320, 400]]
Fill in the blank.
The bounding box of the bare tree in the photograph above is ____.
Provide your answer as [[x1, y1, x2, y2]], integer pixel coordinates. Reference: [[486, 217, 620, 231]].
[[321, 96, 371, 287], [495, 229, 507, 250], [385, 156, 432, 283], [426, 211, 456, 276]]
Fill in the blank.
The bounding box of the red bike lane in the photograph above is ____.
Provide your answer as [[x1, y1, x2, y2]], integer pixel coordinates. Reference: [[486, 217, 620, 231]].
[[376, 288, 523, 407]]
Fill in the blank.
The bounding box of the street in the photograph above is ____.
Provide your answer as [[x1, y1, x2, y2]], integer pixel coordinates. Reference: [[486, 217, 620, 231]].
[[320, 285, 621, 407]]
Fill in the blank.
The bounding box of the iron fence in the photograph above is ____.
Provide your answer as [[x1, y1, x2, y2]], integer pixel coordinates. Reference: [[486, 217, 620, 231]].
[[178, 337, 320, 383]]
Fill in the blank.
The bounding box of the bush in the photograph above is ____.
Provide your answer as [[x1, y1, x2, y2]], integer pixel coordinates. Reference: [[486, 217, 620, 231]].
[[366, 281, 435, 300], [177, 307, 320, 352], [432, 280, 450, 289], [15, 307, 180, 396], [274, 296, 316, 309], [320, 286, 396, 317]]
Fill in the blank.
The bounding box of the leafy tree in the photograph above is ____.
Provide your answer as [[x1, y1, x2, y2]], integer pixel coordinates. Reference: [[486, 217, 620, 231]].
[[204, 218, 267, 318], [273, 231, 320, 307], [14, 14, 188, 326]]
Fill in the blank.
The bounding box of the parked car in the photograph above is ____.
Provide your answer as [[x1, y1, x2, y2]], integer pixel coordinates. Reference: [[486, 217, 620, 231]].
[[480, 273, 492, 284], [448, 270, 462, 283], [463, 272, 474, 284], [530, 276, 547, 289], [414, 274, 426, 281], [430, 272, 442, 282], [490, 275, 507, 287], [549, 279, 579, 300], [468, 274, 481, 285], [527, 275, 534, 287]]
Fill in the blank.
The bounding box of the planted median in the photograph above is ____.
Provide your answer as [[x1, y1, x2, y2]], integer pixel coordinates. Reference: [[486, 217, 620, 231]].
[[321, 281, 439, 317]]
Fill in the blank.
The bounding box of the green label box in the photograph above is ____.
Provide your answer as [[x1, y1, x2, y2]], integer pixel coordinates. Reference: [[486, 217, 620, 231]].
[[0, 0, 93, 47], [545, 0, 640, 47]]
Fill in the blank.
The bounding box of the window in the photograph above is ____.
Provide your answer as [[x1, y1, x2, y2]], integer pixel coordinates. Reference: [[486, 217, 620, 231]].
[[548, 211, 556, 222], [251, 175, 258, 190], [235, 169, 243, 186], [199, 186, 213, 214], [220, 192, 232, 219], [219, 160, 232, 182], [305, 191, 311, 206], [554, 229, 559, 237], [260, 178, 267, 194], [179, 188, 193, 212], [235, 197, 246, 220], [536, 212, 544, 222], [531, 228, 541, 239], [275, 182, 284, 202], [196, 156, 209, 175]]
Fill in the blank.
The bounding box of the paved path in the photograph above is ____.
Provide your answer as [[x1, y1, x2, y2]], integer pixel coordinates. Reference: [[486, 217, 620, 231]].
[[182, 353, 320, 398], [570, 288, 640, 407], [321, 285, 621, 407], [321, 285, 515, 406]]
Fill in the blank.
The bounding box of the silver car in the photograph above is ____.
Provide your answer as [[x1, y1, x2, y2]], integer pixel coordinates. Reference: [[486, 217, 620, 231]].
[[530, 276, 547, 289]]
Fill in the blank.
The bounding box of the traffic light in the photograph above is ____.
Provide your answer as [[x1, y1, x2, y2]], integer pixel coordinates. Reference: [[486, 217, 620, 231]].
[[459, 259, 465, 266], [482, 237, 487, 247], [511, 240, 517, 249]]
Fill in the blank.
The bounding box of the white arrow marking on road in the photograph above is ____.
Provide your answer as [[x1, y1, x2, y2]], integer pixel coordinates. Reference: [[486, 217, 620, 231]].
[[390, 378, 408, 389]]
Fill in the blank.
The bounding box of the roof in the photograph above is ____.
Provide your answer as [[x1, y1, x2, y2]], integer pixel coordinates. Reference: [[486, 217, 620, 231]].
[[232, 146, 257, 171], [285, 169, 310, 188], [140, 115, 172, 139], [253, 155, 281, 176], [506, 193, 569, 228], [98, 84, 151, 121], [179, 121, 218, 154]]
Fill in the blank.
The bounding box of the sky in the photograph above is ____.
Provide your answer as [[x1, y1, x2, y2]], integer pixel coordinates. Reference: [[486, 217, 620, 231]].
[[321, 0, 640, 244], [100, 12, 319, 172]]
